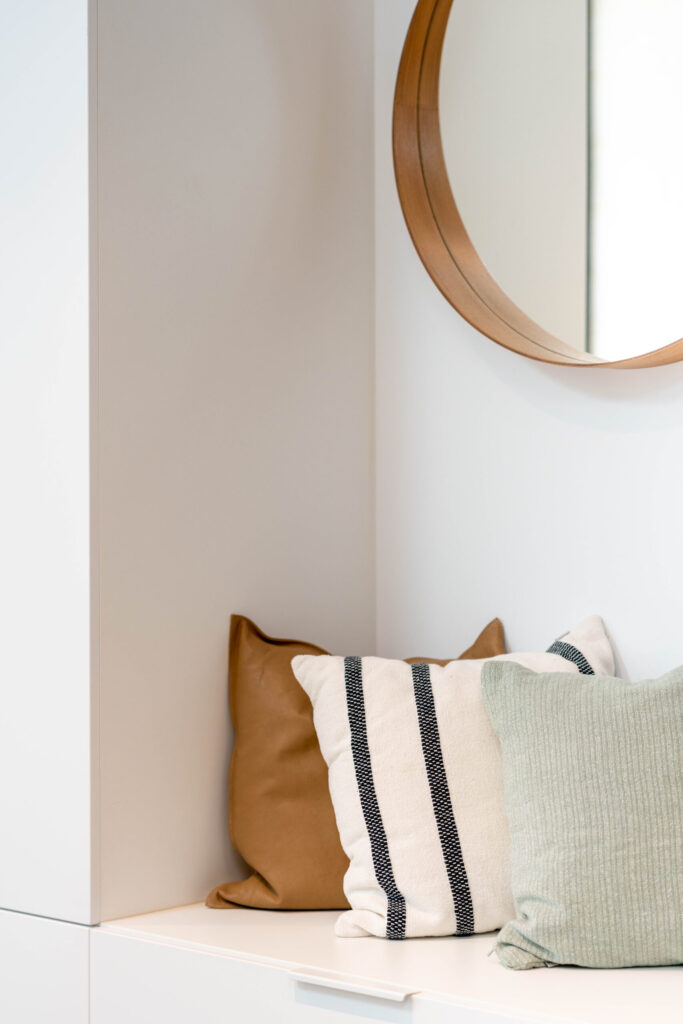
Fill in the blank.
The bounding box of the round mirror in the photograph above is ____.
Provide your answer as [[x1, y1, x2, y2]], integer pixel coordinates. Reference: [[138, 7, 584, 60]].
[[394, 0, 683, 367]]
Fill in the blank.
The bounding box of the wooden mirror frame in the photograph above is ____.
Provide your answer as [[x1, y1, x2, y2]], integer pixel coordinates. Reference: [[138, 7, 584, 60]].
[[393, 0, 683, 368]]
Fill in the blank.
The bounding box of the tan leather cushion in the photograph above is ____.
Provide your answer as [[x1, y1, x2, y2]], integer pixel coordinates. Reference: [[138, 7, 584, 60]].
[[207, 614, 506, 910]]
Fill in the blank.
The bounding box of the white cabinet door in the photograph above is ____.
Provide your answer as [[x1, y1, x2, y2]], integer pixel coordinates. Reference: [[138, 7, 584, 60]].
[[0, 0, 95, 925], [0, 910, 90, 1024]]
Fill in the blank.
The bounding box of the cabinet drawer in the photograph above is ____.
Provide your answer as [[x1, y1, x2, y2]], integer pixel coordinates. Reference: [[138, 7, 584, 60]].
[[0, 910, 90, 1024], [92, 929, 553, 1024], [92, 930, 419, 1024]]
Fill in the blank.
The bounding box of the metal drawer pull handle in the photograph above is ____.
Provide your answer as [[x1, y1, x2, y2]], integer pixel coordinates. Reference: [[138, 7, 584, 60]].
[[291, 968, 416, 1003]]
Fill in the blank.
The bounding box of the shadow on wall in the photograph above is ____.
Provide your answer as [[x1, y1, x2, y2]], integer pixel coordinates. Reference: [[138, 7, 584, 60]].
[[462, 315, 683, 434]]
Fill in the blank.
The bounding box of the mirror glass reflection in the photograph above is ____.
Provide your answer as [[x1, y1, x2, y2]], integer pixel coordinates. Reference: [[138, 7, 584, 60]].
[[439, 0, 683, 361]]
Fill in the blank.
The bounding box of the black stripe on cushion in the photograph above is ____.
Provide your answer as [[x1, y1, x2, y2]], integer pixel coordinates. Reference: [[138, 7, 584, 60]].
[[411, 662, 474, 936], [546, 641, 595, 675], [344, 656, 406, 939]]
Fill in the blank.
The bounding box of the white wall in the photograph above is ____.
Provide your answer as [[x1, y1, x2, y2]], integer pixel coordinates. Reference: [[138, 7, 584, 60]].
[[440, 0, 587, 350], [0, 0, 95, 924], [96, 0, 375, 920], [375, 0, 683, 680]]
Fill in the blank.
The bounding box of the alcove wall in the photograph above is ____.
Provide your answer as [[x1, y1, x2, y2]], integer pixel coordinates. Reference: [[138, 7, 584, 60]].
[[96, 0, 376, 920]]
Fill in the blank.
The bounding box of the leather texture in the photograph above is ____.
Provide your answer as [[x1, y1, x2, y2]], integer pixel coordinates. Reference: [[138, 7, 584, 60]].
[[207, 614, 506, 910]]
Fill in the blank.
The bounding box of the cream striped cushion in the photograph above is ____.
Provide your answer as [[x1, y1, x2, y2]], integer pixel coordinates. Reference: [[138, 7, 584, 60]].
[[292, 617, 615, 939]]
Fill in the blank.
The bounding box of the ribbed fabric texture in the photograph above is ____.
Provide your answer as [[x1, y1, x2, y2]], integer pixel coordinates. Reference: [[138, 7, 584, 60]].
[[482, 664, 683, 969]]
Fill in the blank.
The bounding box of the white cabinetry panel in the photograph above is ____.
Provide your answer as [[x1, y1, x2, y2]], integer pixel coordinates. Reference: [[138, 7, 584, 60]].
[[0, 910, 89, 1024], [0, 0, 95, 924]]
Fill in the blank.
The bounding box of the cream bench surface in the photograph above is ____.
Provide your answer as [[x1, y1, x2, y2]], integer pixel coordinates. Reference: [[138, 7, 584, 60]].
[[92, 904, 681, 1024]]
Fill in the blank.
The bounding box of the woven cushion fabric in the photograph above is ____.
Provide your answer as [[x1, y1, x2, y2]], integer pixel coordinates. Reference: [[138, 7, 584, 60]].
[[292, 617, 614, 937], [482, 662, 683, 969], [207, 614, 506, 911]]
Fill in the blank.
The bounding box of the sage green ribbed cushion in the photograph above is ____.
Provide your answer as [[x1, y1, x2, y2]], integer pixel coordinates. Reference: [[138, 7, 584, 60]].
[[482, 664, 683, 970]]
